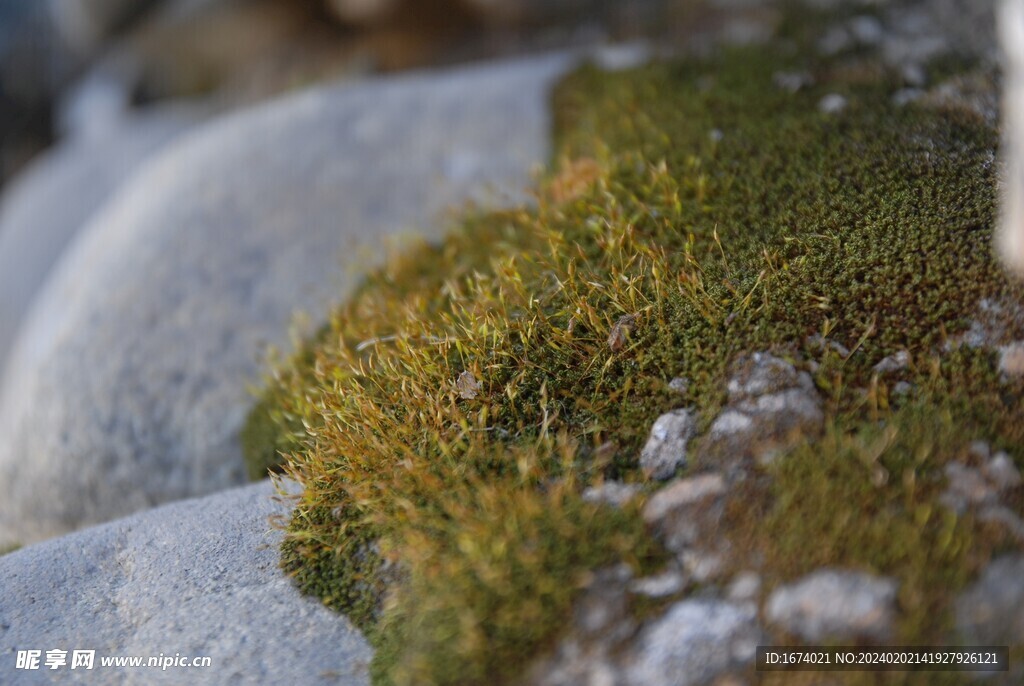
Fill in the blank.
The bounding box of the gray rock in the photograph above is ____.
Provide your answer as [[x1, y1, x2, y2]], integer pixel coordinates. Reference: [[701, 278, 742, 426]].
[[629, 569, 686, 598], [643, 473, 727, 525], [591, 42, 653, 72], [574, 565, 634, 637], [940, 455, 1021, 516], [998, 342, 1024, 377], [885, 0, 997, 65], [710, 410, 754, 437], [640, 409, 697, 481], [725, 352, 812, 400], [0, 479, 372, 684], [726, 571, 761, 604], [765, 569, 898, 642], [892, 87, 924, 106], [983, 452, 1022, 490], [706, 352, 823, 466], [583, 481, 641, 508], [818, 93, 848, 115], [956, 555, 1024, 645], [881, 7, 948, 67], [0, 104, 203, 375], [872, 350, 910, 374], [667, 377, 689, 395], [529, 565, 635, 686], [977, 505, 1024, 543], [773, 70, 813, 93], [939, 462, 999, 513], [848, 15, 884, 46], [940, 456, 1024, 541], [969, 439, 993, 460], [643, 473, 728, 568], [951, 298, 1024, 350], [901, 62, 928, 87], [806, 333, 849, 358], [0, 52, 577, 547], [680, 549, 726, 583], [892, 380, 913, 395], [624, 599, 761, 686], [817, 26, 852, 56]]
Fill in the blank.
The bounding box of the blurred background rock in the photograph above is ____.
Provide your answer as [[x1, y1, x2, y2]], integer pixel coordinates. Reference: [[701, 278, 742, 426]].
[[2, 0, 787, 190], [2, 0, 1001, 188]]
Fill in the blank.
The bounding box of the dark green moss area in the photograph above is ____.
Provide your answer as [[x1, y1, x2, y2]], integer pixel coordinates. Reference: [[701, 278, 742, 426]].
[[246, 36, 1023, 686]]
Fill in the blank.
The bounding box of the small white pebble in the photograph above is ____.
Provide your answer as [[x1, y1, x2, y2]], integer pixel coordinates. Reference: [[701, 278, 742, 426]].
[[592, 42, 652, 72], [818, 26, 852, 55], [998, 342, 1024, 377], [668, 377, 690, 394], [901, 62, 927, 87], [848, 15, 884, 46], [892, 88, 924, 107], [985, 452, 1022, 491], [892, 381, 913, 396], [727, 571, 762, 603], [630, 570, 686, 598], [773, 70, 813, 93], [819, 93, 848, 114]]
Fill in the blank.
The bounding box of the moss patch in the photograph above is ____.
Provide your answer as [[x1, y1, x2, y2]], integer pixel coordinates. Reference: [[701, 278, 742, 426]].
[[246, 29, 1022, 686]]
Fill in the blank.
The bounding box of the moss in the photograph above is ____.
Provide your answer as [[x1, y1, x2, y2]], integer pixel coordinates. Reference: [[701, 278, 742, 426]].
[[370, 473, 660, 684], [0, 542, 20, 556], [246, 25, 1022, 686], [240, 326, 333, 480]]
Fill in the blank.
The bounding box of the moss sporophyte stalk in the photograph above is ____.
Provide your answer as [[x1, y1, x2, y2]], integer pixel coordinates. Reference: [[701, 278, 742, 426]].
[[242, 35, 1023, 686]]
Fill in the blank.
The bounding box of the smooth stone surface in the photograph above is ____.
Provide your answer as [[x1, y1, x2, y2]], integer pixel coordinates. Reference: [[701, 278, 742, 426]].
[[0, 480, 372, 685], [0, 104, 203, 374], [0, 52, 576, 548]]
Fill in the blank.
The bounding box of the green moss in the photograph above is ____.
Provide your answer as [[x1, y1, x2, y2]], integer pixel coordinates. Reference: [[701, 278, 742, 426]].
[[0, 542, 20, 556], [370, 473, 660, 685], [728, 397, 1011, 638], [246, 28, 1022, 686]]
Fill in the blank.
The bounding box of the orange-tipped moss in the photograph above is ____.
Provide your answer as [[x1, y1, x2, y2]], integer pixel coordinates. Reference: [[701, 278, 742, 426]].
[[246, 33, 1022, 686]]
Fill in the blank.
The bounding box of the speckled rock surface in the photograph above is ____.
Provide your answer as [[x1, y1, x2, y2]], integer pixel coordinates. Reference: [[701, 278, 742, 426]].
[[955, 554, 1024, 645], [765, 568, 898, 642], [703, 351, 824, 467], [0, 52, 576, 548], [639, 408, 697, 480], [0, 104, 203, 375], [0, 479, 372, 685], [622, 598, 762, 686]]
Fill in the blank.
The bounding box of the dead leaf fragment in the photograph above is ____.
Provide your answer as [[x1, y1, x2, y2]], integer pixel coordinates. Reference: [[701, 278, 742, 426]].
[[456, 370, 482, 399], [608, 314, 637, 352]]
